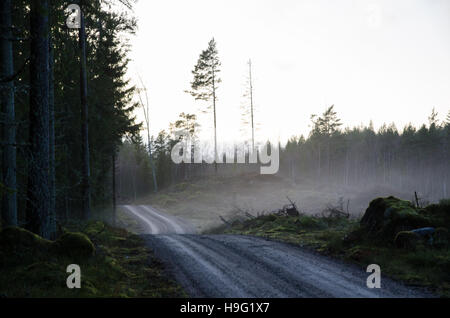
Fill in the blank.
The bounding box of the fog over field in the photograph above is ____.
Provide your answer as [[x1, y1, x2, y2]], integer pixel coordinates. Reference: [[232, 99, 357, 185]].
[[121, 171, 435, 232], [118, 107, 450, 232]]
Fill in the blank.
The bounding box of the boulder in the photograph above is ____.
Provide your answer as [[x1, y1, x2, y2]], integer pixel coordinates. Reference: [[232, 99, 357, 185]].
[[360, 196, 431, 240], [0, 227, 53, 267], [54, 232, 95, 259]]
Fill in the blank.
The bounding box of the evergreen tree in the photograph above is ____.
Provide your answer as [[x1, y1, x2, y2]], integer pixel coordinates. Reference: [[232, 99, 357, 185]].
[[79, 0, 91, 220], [0, 0, 17, 226], [1, 0, 141, 231], [26, 0, 50, 238], [187, 38, 221, 173]]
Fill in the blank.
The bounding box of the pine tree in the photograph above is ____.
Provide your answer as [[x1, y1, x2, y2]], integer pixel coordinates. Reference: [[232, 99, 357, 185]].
[[0, 0, 17, 226], [26, 0, 50, 238], [428, 107, 439, 128], [187, 38, 221, 173], [310, 105, 342, 181], [79, 0, 91, 220], [48, 1, 56, 238]]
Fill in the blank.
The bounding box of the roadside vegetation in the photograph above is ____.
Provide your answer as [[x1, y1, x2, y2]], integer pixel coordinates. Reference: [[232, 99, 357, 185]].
[[210, 197, 450, 297], [0, 220, 185, 298]]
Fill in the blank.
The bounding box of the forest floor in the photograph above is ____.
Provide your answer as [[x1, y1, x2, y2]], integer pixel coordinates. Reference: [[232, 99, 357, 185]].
[[0, 215, 186, 298], [208, 211, 450, 297]]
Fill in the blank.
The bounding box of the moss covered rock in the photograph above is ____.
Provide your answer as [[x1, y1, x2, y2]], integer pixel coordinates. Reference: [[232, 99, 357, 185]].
[[0, 227, 53, 250], [0, 227, 53, 267], [360, 196, 431, 240], [54, 232, 95, 259], [394, 231, 420, 250]]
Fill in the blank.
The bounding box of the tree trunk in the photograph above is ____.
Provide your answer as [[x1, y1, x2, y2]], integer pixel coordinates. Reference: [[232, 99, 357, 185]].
[[0, 0, 17, 226], [79, 1, 91, 220], [212, 67, 218, 174], [112, 151, 116, 226], [27, 0, 50, 238], [48, 4, 56, 239], [249, 59, 255, 151], [148, 134, 158, 193]]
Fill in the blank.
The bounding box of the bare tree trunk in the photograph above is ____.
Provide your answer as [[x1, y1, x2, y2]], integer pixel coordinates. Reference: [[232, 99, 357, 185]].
[[79, 1, 91, 220], [317, 143, 321, 182], [212, 67, 218, 174], [248, 59, 255, 151], [27, 0, 50, 238], [0, 0, 17, 226], [137, 81, 158, 192]]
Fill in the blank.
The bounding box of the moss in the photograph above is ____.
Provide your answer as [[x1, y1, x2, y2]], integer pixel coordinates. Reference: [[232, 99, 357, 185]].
[[296, 215, 327, 230], [0, 226, 53, 250], [0, 227, 53, 267], [0, 222, 185, 298], [54, 232, 95, 260], [360, 196, 431, 240]]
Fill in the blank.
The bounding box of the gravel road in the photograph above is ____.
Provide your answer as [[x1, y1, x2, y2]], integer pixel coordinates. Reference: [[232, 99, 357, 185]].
[[121, 205, 196, 234], [121, 205, 435, 298]]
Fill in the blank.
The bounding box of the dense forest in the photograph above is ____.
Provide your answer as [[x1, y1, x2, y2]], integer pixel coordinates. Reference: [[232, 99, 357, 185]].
[[281, 107, 450, 201], [0, 0, 140, 238], [117, 105, 450, 204], [1, 1, 449, 240]]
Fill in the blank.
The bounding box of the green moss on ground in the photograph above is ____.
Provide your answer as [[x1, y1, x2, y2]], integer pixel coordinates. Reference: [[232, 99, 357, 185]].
[[210, 197, 450, 297], [0, 221, 186, 298]]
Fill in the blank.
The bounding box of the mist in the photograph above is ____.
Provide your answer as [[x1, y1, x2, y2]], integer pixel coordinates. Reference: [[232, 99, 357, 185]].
[[117, 108, 450, 231]]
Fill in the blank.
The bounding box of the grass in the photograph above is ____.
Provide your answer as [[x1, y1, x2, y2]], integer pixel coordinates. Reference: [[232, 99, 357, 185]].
[[0, 220, 186, 298], [209, 211, 450, 297]]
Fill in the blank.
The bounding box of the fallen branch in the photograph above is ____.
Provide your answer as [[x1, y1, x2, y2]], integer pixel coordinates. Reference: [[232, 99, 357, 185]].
[[245, 212, 255, 219], [219, 215, 231, 227]]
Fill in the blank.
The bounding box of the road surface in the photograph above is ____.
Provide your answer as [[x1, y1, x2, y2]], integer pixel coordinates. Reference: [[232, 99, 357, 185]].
[[121, 205, 196, 234], [120, 205, 434, 298]]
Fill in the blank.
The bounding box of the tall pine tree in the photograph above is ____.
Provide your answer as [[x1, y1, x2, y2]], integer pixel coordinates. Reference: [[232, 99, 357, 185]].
[[187, 38, 221, 173]]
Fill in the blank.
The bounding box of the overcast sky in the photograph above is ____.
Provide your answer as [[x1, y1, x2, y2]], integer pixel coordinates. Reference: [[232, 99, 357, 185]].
[[127, 0, 450, 145]]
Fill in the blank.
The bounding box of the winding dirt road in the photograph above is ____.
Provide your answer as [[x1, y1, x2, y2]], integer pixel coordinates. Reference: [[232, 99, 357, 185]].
[[120, 205, 434, 298]]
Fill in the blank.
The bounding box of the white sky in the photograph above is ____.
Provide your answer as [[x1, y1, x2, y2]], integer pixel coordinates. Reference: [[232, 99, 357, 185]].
[[127, 0, 450, 145]]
